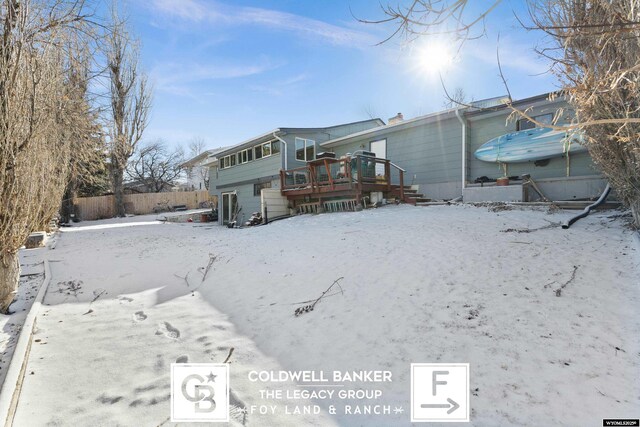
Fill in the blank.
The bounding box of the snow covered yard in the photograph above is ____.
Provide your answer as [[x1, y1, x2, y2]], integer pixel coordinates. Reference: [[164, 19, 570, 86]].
[[0, 247, 47, 387], [9, 205, 640, 426]]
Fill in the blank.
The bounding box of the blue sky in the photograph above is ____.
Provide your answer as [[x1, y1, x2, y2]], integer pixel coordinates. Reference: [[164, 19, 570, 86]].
[[125, 0, 558, 152]]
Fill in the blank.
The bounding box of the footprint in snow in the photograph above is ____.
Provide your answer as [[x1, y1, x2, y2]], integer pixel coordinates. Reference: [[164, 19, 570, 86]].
[[175, 355, 189, 363], [118, 296, 133, 302], [155, 321, 180, 339], [133, 311, 147, 322], [229, 389, 249, 425]]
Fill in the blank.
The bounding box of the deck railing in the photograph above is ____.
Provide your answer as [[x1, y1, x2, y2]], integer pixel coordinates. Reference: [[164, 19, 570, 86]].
[[280, 155, 404, 200]]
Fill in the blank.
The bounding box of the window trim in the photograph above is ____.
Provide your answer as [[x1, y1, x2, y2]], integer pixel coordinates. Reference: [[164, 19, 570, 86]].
[[218, 140, 281, 170], [253, 181, 272, 197], [516, 113, 553, 131], [295, 137, 316, 162]]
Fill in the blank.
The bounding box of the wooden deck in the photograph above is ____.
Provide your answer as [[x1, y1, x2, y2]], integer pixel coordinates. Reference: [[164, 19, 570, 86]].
[[280, 155, 408, 211]]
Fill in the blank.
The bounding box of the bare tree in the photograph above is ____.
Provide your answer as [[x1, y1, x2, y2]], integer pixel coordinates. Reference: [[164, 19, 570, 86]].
[[187, 136, 210, 190], [106, 5, 152, 216], [127, 140, 185, 193], [443, 86, 468, 109], [0, 0, 97, 312], [188, 137, 206, 158], [362, 0, 640, 226], [359, 0, 502, 44], [361, 104, 379, 120], [60, 36, 107, 223]]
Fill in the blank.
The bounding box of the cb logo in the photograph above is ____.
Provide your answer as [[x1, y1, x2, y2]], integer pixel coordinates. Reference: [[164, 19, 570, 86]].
[[171, 363, 229, 422]]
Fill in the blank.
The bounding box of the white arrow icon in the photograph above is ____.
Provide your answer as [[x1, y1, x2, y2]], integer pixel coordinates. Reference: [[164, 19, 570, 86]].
[[421, 397, 460, 414]]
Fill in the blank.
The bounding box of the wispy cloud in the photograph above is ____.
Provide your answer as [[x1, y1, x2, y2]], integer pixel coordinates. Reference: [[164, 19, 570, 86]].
[[466, 37, 550, 76], [147, 0, 377, 49], [147, 0, 214, 22], [151, 58, 282, 97], [249, 73, 309, 97]]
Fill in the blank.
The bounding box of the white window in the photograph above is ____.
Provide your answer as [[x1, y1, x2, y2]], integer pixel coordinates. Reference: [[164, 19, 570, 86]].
[[239, 149, 250, 164], [262, 142, 272, 157], [220, 154, 236, 169], [295, 137, 315, 161]]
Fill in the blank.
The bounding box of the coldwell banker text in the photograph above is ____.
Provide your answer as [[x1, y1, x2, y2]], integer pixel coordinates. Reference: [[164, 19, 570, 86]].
[[248, 370, 393, 383]]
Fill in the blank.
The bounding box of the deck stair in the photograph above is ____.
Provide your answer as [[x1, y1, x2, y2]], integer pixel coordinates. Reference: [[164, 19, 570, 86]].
[[390, 185, 430, 205]]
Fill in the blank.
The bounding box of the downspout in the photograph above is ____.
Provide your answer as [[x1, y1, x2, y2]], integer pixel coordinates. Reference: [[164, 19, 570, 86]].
[[273, 132, 288, 170], [455, 108, 467, 196], [561, 184, 611, 229]]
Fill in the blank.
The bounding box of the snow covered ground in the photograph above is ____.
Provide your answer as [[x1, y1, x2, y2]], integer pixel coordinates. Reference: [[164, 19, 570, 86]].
[[9, 204, 640, 426], [0, 246, 48, 387]]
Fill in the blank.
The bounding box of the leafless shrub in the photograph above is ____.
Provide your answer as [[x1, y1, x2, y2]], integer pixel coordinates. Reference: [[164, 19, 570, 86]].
[[0, 0, 98, 312]]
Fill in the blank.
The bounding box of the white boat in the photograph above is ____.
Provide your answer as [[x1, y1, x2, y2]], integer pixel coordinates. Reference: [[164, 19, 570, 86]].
[[474, 127, 587, 163]]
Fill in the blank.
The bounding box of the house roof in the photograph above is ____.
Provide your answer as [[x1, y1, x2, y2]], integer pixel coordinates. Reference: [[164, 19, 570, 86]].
[[463, 91, 564, 119], [321, 92, 564, 148], [181, 147, 229, 168], [321, 109, 459, 148], [212, 118, 385, 158]]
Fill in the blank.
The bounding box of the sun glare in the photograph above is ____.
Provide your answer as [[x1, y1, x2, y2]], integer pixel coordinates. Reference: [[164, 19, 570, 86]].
[[414, 41, 455, 76]]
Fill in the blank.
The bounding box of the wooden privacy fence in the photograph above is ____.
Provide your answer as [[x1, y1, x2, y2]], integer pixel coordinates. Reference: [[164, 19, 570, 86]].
[[74, 190, 215, 221]]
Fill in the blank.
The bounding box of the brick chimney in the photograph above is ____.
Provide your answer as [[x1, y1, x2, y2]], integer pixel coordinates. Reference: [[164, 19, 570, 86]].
[[388, 113, 403, 125]]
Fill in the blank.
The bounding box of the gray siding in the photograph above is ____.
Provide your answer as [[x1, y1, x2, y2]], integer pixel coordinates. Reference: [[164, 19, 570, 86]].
[[215, 153, 281, 189], [282, 121, 382, 169], [218, 183, 258, 225], [324, 121, 383, 139], [327, 117, 463, 199], [283, 131, 332, 170], [214, 178, 281, 225]]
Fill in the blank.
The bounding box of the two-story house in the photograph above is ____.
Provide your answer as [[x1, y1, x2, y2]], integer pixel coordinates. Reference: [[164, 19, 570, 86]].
[[208, 119, 384, 225]]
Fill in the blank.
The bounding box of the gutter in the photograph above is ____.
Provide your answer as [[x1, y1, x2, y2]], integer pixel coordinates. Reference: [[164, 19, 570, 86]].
[[455, 108, 467, 195], [273, 132, 288, 170]]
